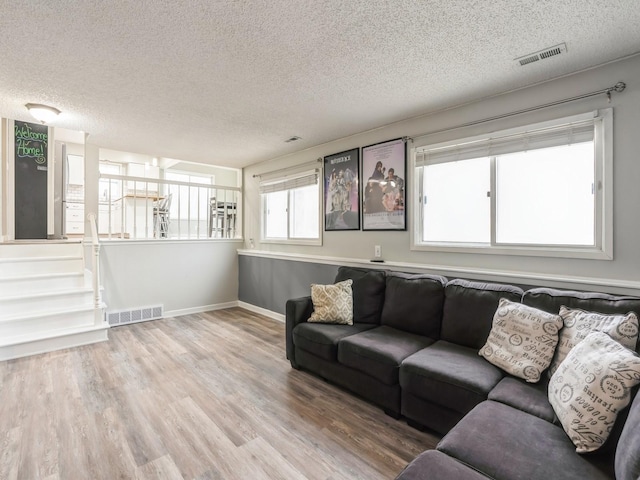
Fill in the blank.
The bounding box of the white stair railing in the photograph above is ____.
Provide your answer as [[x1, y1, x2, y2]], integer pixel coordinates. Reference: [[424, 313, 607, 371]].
[[98, 173, 241, 240], [87, 213, 101, 308]]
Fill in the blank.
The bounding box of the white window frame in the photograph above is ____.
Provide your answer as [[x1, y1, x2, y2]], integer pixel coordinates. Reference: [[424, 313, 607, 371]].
[[411, 109, 613, 260], [260, 169, 322, 246]]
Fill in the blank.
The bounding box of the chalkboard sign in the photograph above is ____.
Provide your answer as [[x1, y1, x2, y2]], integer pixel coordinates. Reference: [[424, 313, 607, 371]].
[[14, 120, 48, 239]]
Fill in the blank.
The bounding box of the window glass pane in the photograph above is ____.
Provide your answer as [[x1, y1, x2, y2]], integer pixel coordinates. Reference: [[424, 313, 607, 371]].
[[495, 142, 594, 245], [290, 184, 319, 238], [423, 157, 490, 243], [264, 191, 288, 238]]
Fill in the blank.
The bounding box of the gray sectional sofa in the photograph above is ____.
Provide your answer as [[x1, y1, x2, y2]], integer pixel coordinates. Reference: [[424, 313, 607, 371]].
[[285, 266, 640, 480]]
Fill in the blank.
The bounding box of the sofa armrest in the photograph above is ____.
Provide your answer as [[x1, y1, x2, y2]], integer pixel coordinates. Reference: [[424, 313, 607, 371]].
[[285, 296, 313, 368]]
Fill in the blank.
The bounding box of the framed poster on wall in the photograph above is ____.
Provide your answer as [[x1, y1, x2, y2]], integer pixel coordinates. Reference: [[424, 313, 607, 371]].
[[324, 148, 360, 231], [362, 138, 406, 231]]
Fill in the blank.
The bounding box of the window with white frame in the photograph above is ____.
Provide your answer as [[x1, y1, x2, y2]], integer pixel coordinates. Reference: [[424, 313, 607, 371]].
[[260, 170, 321, 244], [412, 109, 612, 259]]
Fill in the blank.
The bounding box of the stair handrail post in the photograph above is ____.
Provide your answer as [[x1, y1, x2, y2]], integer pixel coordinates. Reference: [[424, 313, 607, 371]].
[[87, 213, 101, 308]]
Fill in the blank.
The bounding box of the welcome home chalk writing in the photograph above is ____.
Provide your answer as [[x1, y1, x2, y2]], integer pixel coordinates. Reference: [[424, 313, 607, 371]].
[[14, 122, 47, 162]]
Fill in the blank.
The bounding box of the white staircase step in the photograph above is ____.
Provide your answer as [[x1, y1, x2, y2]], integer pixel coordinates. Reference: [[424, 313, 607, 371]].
[[0, 288, 95, 316], [0, 256, 84, 278], [0, 241, 83, 259], [0, 272, 88, 297], [0, 241, 108, 361], [0, 323, 109, 361], [0, 305, 100, 338]]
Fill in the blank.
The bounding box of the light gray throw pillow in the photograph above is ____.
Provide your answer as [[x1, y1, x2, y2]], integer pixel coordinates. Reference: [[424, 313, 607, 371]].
[[549, 331, 640, 453], [549, 306, 639, 376], [480, 298, 562, 383]]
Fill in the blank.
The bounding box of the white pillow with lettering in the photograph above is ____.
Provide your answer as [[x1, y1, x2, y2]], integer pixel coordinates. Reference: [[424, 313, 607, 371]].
[[549, 306, 639, 376], [549, 331, 640, 453], [480, 298, 563, 383]]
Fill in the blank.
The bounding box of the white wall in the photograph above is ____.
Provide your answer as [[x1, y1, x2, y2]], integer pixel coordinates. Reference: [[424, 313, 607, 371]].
[[99, 148, 155, 166], [0, 119, 6, 239], [98, 240, 240, 316], [84, 146, 242, 316], [242, 54, 640, 294]]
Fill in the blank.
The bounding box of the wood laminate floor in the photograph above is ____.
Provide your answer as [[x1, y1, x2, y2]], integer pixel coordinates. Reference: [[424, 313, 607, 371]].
[[0, 308, 439, 480]]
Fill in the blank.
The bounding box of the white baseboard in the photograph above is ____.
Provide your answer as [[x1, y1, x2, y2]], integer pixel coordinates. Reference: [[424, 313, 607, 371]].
[[238, 301, 285, 323], [165, 301, 239, 319], [146, 301, 284, 323]]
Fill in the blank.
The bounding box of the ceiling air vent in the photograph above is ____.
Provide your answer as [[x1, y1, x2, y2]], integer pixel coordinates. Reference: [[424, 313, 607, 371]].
[[515, 43, 567, 67], [285, 136, 302, 143]]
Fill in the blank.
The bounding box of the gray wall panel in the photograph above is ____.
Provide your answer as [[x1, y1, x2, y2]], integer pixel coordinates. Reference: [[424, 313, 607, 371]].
[[238, 254, 563, 315], [239, 255, 337, 314]]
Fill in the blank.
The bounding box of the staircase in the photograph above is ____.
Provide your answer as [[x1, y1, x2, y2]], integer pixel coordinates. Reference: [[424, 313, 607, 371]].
[[0, 241, 109, 361]]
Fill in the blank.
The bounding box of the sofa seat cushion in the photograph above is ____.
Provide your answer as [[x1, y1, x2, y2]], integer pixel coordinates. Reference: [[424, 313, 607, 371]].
[[437, 401, 613, 480], [292, 323, 377, 361], [488, 377, 557, 424], [337, 326, 434, 385], [396, 450, 489, 480], [400, 340, 504, 414]]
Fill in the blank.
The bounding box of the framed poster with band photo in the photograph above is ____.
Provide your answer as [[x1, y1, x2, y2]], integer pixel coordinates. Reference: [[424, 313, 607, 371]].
[[324, 148, 360, 231], [362, 138, 406, 230]]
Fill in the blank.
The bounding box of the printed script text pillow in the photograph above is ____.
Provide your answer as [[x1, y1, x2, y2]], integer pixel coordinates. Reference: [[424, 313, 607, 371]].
[[480, 298, 563, 383], [549, 306, 639, 376], [307, 279, 353, 325], [549, 331, 640, 453]]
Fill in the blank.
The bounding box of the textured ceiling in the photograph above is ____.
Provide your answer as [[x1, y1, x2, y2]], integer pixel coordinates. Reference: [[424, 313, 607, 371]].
[[1, 1, 640, 168]]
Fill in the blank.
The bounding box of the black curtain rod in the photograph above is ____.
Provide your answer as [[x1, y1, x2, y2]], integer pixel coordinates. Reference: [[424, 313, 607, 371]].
[[410, 81, 626, 141], [253, 82, 626, 177]]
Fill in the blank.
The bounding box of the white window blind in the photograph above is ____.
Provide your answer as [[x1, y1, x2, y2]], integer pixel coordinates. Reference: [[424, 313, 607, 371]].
[[259, 170, 318, 194], [411, 108, 613, 260], [416, 112, 596, 167], [259, 166, 322, 245]]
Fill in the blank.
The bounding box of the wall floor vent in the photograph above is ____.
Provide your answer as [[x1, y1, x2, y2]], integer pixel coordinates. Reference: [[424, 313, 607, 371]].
[[515, 43, 567, 66], [107, 305, 163, 326]]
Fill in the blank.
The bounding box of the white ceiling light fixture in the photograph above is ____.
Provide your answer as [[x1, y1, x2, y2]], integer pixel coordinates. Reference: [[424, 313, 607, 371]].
[[25, 103, 61, 124]]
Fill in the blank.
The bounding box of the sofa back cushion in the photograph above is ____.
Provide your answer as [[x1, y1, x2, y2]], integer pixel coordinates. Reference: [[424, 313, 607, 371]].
[[522, 288, 640, 354], [441, 279, 524, 350], [615, 387, 640, 480], [334, 266, 386, 324], [380, 272, 447, 337]]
